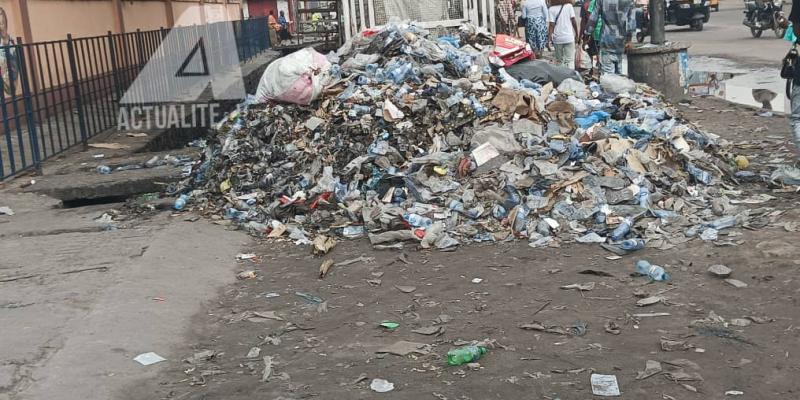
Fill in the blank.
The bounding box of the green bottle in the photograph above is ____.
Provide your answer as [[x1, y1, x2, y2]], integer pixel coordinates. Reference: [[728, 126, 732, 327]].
[[446, 345, 487, 366]]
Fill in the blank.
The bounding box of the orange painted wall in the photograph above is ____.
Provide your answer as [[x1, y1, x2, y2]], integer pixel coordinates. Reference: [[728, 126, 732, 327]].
[[172, 1, 203, 25]]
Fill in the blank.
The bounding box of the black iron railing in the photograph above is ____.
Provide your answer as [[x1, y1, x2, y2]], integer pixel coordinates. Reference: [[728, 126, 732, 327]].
[[0, 16, 270, 180]]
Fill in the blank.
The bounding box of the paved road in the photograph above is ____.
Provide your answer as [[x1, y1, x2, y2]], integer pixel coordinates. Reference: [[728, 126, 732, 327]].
[[664, 0, 789, 66]]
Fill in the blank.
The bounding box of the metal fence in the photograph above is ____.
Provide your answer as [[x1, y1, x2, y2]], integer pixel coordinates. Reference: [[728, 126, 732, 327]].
[[0, 17, 270, 181]]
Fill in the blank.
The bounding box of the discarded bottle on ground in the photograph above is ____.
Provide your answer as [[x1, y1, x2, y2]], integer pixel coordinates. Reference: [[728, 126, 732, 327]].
[[96, 165, 112, 174], [635, 260, 670, 282], [447, 345, 487, 366], [174, 194, 189, 211], [403, 213, 432, 228], [610, 217, 633, 241], [620, 238, 645, 251]]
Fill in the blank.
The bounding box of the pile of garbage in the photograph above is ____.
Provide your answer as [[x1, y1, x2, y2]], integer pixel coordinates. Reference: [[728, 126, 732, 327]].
[[174, 22, 745, 252]]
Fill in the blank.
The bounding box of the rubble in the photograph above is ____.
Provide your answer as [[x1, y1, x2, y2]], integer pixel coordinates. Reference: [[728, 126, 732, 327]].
[[173, 21, 738, 253]]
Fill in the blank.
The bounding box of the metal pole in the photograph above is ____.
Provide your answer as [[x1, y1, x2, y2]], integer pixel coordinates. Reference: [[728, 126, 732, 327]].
[[649, 0, 665, 45], [66, 34, 89, 150]]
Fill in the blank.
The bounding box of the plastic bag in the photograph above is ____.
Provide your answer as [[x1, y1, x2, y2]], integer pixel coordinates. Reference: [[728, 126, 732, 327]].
[[557, 78, 590, 99], [255, 48, 331, 105], [599, 74, 636, 94]]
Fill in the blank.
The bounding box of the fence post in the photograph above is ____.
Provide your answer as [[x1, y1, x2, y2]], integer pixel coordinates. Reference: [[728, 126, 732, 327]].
[[107, 31, 122, 104], [15, 37, 41, 174], [66, 34, 89, 150]]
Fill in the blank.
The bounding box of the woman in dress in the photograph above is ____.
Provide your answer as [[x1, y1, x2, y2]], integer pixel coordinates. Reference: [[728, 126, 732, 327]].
[[522, 0, 549, 56]]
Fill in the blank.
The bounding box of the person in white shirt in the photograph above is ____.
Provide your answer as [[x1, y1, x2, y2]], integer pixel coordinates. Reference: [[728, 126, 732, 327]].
[[548, 2, 579, 68]]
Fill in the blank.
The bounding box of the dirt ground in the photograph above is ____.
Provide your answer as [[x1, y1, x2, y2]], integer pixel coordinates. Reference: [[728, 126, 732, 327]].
[[126, 97, 800, 400]]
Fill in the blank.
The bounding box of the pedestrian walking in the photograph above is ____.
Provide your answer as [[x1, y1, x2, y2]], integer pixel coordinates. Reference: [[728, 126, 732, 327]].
[[787, 2, 800, 152], [548, 2, 579, 68], [585, 0, 636, 74], [522, 0, 550, 56], [497, 0, 517, 35]]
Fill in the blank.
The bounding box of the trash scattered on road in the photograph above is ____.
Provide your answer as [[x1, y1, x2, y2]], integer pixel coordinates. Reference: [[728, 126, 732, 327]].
[[707, 264, 732, 278], [636, 360, 662, 380], [412, 326, 444, 336], [446, 345, 487, 366], [237, 270, 257, 280], [261, 355, 274, 382], [0, 206, 14, 216], [235, 253, 258, 261], [379, 321, 400, 331], [370, 378, 395, 393], [725, 278, 748, 288], [635, 260, 671, 281], [246, 347, 261, 358], [560, 282, 595, 291], [590, 373, 621, 396], [725, 390, 745, 396], [394, 285, 417, 293], [295, 292, 324, 303], [133, 352, 166, 366], [318, 259, 334, 278]]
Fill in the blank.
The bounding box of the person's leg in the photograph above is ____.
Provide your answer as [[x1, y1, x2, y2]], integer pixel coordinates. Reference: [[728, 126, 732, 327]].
[[599, 50, 615, 74], [564, 42, 576, 69], [554, 43, 566, 66], [791, 83, 800, 151]]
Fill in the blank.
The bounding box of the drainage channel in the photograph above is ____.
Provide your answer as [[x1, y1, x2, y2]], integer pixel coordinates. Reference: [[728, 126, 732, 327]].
[[687, 56, 787, 113]]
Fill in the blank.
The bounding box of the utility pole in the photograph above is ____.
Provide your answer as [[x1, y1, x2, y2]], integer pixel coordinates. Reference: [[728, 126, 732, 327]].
[[649, 0, 665, 45]]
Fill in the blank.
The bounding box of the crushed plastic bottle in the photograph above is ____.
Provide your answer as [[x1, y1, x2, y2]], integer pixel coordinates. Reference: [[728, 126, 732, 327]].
[[635, 260, 671, 281], [620, 238, 645, 251], [610, 217, 633, 241], [686, 163, 712, 185], [708, 215, 737, 230], [96, 165, 112, 174], [403, 213, 432, 228], [174, 194, 189, 211], [446, 345, 487, 366]]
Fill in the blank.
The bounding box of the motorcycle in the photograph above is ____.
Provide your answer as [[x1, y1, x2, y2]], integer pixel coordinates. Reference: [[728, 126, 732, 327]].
[[743, 0, 787, 38], [636, 0, 710, 42]]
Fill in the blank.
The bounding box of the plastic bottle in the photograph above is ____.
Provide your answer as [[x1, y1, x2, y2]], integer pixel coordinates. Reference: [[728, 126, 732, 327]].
[[446, 345, 487, 366], [96, 165, 112, 174], [686, 163, 712, 185], [635, 260, 671, 281], [708, 215, 737, 230], [588, 82, 602, 98], [637, 185, 650, 208], [374, 68, 386, 82], [610, 217, 633, 241], [389, 62, 412, 84], [620, 238, 646, 251], [174, 194, 189, 210], [469, 95, 487, 117], [403, 213, 432, 228], [446, 91, 464, 107]]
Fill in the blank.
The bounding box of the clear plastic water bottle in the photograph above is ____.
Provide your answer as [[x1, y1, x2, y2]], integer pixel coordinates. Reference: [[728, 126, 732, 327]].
[[365, 63, 378, 76], [610, 217, 633, 241], [403, 213, 432, 228], [620, 238, 646, 251], [174, 194, 189, 210], [708, 215, 737, 230], [446, 91, 464, 107], [588, 81, 602, 98], [374, 68, 386, 82], [96, 165, 112, 174], [637, 186, 650, 208], [635, 260, 671, 281], [446, 345, 487, 366]]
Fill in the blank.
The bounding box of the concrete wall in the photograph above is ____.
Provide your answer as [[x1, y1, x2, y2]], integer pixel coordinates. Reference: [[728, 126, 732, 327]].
[[0, 0, 243, 42], [123, 1, 170, 31], [29, 0, 116, 41]]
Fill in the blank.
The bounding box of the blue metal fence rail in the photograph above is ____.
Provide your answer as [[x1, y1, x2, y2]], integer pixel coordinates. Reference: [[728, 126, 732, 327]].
[[0, 16, 270, 181]]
